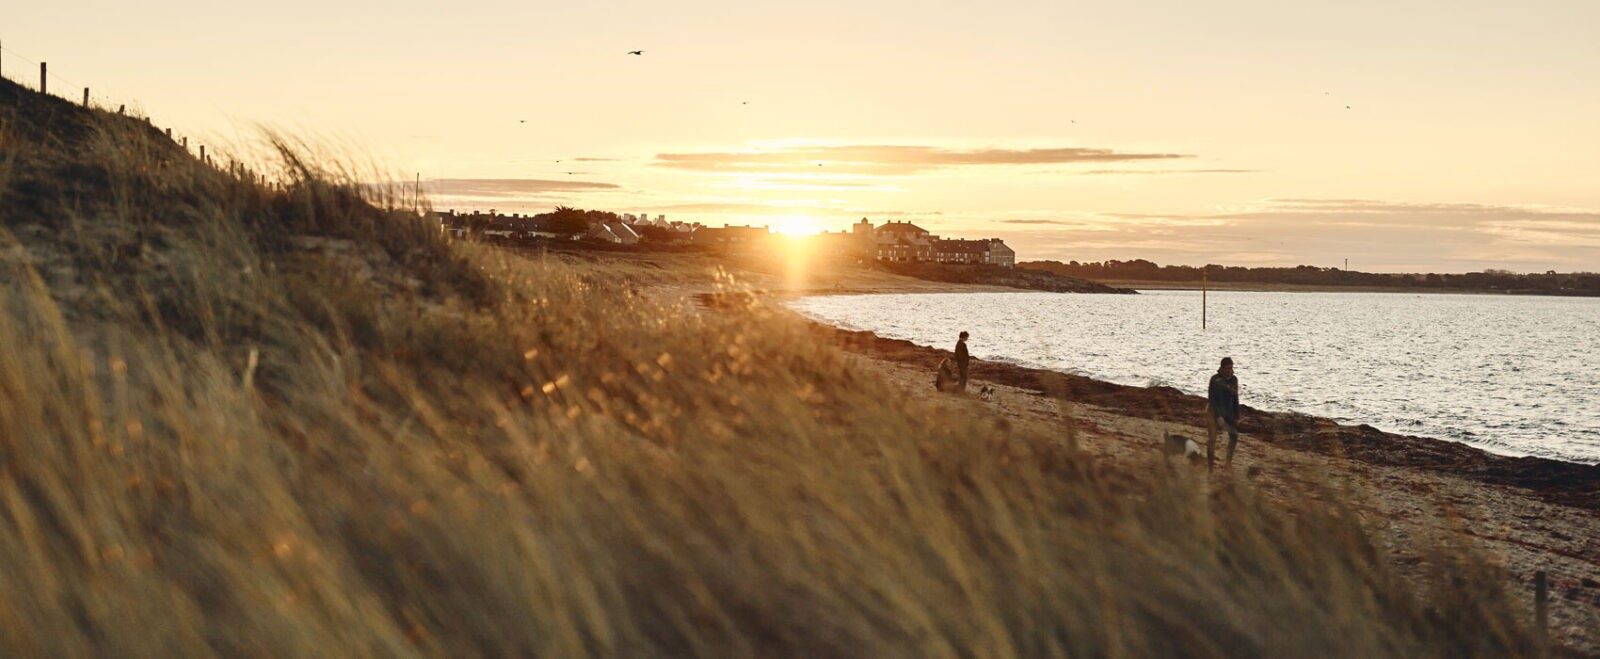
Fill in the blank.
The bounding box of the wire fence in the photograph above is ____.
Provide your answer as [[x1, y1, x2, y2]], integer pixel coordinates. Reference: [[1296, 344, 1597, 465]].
[[0, 38, 268, 183], [1, 39, 429, 203]]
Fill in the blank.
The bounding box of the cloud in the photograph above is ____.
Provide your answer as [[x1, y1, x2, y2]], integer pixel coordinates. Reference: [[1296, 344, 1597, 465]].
[[980, 199, 1600, 272], [572, 157, 621, 162], [1079, 168, 1259, 176], [708, 175, 900, 192], [621, 202, 945, 220], [654, 144, 1190, 175], [427, 178, 620, 197], [999, 219, 1078, 225]]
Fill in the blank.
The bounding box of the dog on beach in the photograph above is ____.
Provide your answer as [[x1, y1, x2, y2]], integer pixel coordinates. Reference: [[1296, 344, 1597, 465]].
[[1162, 431, 1204, 465], [934, 358, 960, 392]]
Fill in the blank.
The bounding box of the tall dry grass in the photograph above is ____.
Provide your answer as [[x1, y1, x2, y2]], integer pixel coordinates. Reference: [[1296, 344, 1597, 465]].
[[0, 79, 1536, 656]]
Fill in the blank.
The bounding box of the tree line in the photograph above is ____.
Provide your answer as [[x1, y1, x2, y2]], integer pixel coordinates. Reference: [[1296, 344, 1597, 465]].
[[1020, 259, 1600, 296]]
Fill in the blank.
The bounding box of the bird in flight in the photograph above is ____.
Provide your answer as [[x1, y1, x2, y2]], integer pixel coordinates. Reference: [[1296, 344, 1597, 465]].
[[1345, 105, 1351, 109], [627, 50, 644, 55], [519, 120, 526, 124]]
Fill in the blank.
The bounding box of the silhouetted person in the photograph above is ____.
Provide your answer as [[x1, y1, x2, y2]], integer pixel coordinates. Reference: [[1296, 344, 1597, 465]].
[[1207, 357, 1240, 469], [954, 331, 971, 391]]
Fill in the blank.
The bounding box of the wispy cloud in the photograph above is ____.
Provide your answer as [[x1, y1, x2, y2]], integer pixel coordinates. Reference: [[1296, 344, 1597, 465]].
[[995, 199, 1600, 272], [654, 144, 1190, 175], [426, 178, 620, 197], [1079, 168, 1259, 176], [623, 202, 944, 219]]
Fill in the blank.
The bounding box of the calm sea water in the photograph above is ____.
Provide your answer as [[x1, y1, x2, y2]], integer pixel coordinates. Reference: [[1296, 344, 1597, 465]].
[[789, 290, 1600, 465]]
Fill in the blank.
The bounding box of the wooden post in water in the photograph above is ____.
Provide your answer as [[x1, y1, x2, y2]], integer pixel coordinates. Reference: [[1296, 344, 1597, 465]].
[[1535, 570, 1549, 651], [1202, 271, 1208, 330]]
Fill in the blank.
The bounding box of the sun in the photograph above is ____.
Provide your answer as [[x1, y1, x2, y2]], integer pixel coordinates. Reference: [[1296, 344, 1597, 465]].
[[770, 214, 821, 236]]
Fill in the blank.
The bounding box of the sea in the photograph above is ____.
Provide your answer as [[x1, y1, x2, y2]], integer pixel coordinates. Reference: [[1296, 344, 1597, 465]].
[[788, 290, 1600, 465]]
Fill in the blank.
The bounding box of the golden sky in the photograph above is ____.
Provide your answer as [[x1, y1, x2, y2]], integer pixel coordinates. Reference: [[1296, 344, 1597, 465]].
[[5, 0, 1598, 271]]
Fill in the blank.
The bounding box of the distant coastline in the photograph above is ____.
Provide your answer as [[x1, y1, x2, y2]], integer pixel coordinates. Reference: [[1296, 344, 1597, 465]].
[[1024, 260, 1600, 298], [1096, 280, 1509, 295]]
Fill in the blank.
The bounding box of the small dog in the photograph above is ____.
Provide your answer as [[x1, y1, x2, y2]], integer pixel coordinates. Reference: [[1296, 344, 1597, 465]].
[[1162, 431, 1204, 465], [934, 359, 959, 392]]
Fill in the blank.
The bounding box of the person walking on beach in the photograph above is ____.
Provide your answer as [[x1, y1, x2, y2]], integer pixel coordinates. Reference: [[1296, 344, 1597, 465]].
[[1207, 357, 1240, 470], [954, 331, 971, 392]]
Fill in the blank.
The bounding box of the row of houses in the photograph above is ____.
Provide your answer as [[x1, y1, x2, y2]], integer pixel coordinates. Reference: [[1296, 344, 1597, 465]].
[[434, 210, 1015, 267], [821, 219, 1016, 267], [434, 210, 703, 245]]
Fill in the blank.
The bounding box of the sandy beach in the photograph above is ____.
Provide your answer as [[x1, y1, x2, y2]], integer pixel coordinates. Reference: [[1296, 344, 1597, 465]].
[[515, 248, 1600, 652], [811, 319, 1600, 655], [639, 251, 1600, 653]]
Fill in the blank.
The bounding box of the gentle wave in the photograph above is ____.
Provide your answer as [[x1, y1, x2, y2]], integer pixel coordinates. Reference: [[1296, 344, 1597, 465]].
[[790, 290, 1600, 465]]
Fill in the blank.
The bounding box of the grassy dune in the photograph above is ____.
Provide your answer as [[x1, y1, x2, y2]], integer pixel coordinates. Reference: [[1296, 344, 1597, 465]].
[[0, 79, 1536, 656]]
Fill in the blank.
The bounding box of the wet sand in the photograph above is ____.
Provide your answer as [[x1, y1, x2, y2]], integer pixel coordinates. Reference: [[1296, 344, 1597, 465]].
[[614, 249, 1600, 653], [821, 325, 1600, 654]]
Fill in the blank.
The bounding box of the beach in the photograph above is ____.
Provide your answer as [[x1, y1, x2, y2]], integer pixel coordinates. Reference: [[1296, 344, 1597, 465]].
[[654, 252, 1600, 653], [846, 344, 1600, 653]]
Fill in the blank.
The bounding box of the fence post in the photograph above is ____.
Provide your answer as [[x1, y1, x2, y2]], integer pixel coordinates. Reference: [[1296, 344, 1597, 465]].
[[40, 62, 47, 95], [182, 137, 188, 149], [1535, 570, 1548, 651], [200, 145, 206, 163], [166, 128, 172, 138], [83, 88, 90, 106]]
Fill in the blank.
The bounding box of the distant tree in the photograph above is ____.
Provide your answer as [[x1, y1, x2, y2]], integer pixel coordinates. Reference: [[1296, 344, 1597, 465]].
[[635, 225, 673, 243], [545, 206, 592, 235]]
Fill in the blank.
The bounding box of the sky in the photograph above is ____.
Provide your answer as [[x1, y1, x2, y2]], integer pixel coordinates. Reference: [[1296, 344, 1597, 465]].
[[4, 0, 1598, 272]]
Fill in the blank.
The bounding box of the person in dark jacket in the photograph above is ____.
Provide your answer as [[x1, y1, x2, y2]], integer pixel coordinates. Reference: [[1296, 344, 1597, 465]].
[[954, 331, 971, 391], [1207, 357, 1240, 468]]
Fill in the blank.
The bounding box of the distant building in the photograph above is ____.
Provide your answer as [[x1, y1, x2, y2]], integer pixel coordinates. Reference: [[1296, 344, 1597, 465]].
[[692, 224, 770, 245], [587, 220, 641, 245], [986, 240, 1015, 267], [840, 218, 1015, 267]]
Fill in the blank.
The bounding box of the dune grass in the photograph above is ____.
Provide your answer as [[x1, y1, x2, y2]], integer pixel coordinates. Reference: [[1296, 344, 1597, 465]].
[[0, 79, 1537, 656]]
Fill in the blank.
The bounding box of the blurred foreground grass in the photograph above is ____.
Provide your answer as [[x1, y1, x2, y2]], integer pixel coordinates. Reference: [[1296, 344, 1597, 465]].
[[0, 79, 1535, 656]]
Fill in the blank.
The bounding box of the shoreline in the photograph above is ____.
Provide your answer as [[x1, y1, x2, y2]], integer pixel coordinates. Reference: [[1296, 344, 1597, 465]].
[[827, 326, 1600, 653], [811, 323, 1600, 508], [687, 278, 1600, 652], [1093, 279, 1600, 296]]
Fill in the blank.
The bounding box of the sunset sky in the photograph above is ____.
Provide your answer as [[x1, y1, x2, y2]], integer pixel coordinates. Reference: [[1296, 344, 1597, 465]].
[[5, 0, 1598, 271]]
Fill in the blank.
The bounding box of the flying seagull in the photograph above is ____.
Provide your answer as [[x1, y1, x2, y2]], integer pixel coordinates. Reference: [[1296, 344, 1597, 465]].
[[1345, 105, 1351, 109], [627, 50, 644, 55]]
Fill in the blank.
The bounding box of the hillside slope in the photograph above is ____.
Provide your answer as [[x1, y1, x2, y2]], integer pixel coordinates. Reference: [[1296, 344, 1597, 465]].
[[0, 78, 1537, 656]]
